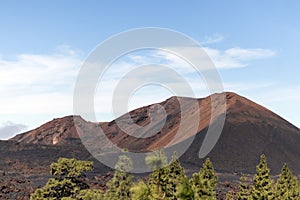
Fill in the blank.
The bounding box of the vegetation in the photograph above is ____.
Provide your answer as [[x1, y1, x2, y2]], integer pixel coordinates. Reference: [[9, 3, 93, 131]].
[[225, 190, 234, 200], [146, 151, 187, 199], [31, 153, 300, 200], [30, 158, 94, 199], [104, 154, 133, 200], [191, 158, 218, 199], [130, 180, 151, 200], [251, 154, 274, 199], [237, 175, 251, 200], [275, 163, 300, 199], [175, 177, 195, 200]]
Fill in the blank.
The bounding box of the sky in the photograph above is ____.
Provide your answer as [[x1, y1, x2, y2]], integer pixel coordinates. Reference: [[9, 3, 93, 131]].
[[0, 1, 299, 139]]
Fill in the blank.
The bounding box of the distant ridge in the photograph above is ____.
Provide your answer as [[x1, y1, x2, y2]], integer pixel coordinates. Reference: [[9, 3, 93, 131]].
[[8, 92, 300, 174]]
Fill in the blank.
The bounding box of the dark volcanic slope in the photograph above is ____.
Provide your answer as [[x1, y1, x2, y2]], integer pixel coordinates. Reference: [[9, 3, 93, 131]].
[[0, 139, 112, 199], [182, 93, 300, 174], [8, 92, 300, 175]]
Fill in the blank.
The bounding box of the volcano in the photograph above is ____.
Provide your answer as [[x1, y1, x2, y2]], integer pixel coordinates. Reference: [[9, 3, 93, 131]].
[[8, 92, 300, 174], [2, 92, 300, 198]]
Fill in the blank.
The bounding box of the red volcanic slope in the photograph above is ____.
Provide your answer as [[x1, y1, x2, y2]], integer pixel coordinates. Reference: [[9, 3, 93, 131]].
[[10, 92, 300, 174]]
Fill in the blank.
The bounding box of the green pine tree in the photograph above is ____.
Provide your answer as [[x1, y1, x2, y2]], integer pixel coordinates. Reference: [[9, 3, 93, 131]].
[[191, 158, 218, 200], [146, 151, 188, 199], [237, 175, 251, 200], [275, 163, 300, 199], [130, 180, 151, 200], [104, 154, 133, 200], [145, 150, 168, 171], [226, 190, 235, 200], [164, 153, 186, 199], [31, 158, 93, 200], [251, 154, 274, 200], [146, 150, 169, 199], [289, 176, 300, 199], [76, 189, 103, 200], [176, 177, 197, 200]]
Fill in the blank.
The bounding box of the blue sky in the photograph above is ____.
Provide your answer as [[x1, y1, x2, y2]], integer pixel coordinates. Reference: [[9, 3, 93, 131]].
[[0, 1, 299, 139]]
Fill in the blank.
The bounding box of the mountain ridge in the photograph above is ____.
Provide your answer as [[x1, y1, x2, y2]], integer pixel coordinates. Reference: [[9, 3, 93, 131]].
[[7, 92, 300, 175]]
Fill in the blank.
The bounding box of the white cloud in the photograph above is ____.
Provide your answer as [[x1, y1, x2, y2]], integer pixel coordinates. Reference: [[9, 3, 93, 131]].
[[132, 46, 276, 70], [0, 121, 27, 140], [0, 45, 81, 115], [93, 45, 277, 120], [203, 47, 276, 68], [225, 47, 276, 60], [200, 34, 224, 45], [0, 46, 81, 88], [0, 40, 279, 138]]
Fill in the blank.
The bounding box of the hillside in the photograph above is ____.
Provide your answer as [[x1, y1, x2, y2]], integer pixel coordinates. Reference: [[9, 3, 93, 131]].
[[9, 92, 300, 175], [2, 92, 300, 198]]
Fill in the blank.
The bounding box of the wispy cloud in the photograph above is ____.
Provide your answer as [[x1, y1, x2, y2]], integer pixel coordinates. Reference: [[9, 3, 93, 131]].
[[203, 47, 276, 68], [127, 46, 276, 71], [93, 45, 276, 118], [0, 45, 81, 115], [200, 34, 224, 45], [0, 121, 27, 140], [0, 39, 279, 137], [0, 45, 81, 88]]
